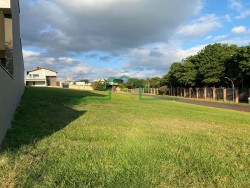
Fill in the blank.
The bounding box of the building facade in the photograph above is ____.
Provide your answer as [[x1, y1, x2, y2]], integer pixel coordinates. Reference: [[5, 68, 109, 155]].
[[25, 67, 57, 87], [0, 0, 24, 145]]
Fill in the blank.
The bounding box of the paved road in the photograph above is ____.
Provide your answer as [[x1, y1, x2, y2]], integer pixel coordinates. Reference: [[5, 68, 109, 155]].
[[178, 98, 250, 112], [142, 94, 250, 112]]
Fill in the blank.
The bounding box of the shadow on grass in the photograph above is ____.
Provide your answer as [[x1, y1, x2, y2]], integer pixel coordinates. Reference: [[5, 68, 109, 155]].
[[0, 87, 106, 152]]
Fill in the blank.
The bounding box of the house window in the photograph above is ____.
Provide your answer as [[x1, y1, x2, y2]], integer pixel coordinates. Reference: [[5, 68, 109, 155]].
[[29, 74, 32, 78], [33, 74, 39, 78], [0, 11, 13, 76]]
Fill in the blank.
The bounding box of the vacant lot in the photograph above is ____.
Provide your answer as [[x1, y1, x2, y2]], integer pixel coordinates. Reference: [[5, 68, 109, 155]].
[[0, 87, 249, 187]]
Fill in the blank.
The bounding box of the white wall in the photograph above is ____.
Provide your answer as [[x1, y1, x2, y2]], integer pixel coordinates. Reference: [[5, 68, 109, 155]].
[[0, 0, 24, 145], [0, 0, 10, 9], [27, 69, 56, 79]]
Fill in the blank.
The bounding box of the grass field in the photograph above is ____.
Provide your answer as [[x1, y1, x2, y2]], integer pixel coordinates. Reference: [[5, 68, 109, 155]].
[[0, 87, 249, 187]]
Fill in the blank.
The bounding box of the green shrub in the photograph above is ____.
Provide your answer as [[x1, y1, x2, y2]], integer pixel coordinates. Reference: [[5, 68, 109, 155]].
[[121, 88, 128, 92], [158, 85, 168, 95]]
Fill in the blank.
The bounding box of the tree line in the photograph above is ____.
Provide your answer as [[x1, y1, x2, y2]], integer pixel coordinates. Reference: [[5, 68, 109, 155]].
[[92, 43, 249, 90], [161, 43, 250, 89]]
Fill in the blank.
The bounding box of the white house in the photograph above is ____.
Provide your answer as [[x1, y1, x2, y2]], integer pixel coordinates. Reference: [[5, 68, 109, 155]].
[[25, 67, 57, 87], [0, 0, 24, 145]]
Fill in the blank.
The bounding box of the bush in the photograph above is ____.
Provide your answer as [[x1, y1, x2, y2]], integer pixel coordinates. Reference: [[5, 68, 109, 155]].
[[121, 88, 128, 92], [92, 81, 105, 90], [158, 86, 168, 95]]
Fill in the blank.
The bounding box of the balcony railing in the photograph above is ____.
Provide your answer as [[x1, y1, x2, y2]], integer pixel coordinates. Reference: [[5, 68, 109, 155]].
[[0, 42, 13, 75]]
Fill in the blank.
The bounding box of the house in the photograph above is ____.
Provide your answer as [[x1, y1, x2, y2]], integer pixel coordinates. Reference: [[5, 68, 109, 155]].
[[0, 0, 24, 145], [25, 67, 57, 87]]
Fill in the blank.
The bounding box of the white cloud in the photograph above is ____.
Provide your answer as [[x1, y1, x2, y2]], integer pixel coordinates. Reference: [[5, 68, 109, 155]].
[[213, 35, 229, 41], [123, 42, 204, 73], [229, 0, 243, 11], [235, 10, 250, 19], [231, 26, 250, 34], [176, 14, 221, 39], [228, 0, 250, 19], [20, 0, 202, 53], [23, 50, 40, 58]]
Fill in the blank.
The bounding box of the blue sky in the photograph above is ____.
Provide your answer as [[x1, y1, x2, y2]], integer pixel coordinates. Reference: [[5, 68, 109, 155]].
[[20, 0, 250, 81]]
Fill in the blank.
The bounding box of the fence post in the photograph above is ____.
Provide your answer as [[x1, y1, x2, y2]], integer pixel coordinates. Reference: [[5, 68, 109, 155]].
[[213, 87, 216, 101], [204, 87, 207, 100], [223, 88, 227, 102], [180, 88, 182, 97], [235, 88, 239, 103], [196, 88, 199, 99]]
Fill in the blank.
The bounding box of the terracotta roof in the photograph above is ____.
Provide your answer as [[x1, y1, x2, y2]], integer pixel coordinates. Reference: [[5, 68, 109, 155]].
[[27, 67, 57, 73]]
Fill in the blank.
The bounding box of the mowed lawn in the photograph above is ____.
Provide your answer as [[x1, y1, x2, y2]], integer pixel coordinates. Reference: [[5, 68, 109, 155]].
[[0, 87, 249, 187]]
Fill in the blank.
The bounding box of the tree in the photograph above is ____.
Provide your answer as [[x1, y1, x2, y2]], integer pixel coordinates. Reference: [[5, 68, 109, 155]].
[[179, 61, 197, 87], [91, 81, 105, 90], [163, 43, 249, 89], [80, 79, 89, 83], [164, 62, 183, 87], [196, 43, 238, 86], [228, 45, 250, 88], [149, 77, 162, 88], [125, 78, 145, 89]]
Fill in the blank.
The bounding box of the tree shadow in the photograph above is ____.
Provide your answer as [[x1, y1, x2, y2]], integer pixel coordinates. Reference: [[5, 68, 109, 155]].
[[0, 87, 106, 152]]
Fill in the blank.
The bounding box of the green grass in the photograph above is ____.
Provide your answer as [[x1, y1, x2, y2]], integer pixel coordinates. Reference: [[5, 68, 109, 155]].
[[0, 87, 249, 187]]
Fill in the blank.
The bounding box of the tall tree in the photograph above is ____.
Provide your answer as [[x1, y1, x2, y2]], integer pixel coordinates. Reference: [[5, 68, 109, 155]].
[[229, 45, 250, 88], [149, 77, 162, 88], [125, 78, 145, 89], [179, 61, 197, 87], [165, 62, 183, 87]]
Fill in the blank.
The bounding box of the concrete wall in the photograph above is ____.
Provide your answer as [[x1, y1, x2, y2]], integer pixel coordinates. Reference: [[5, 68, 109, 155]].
[[69, 85, 93, 90], [26, 81, 46, 86], [0, 0, 24, 145]]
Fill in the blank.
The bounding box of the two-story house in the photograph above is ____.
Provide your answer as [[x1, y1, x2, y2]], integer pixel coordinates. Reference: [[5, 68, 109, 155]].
[[0, 0, 24, 145], [25, 67, 57, 87]]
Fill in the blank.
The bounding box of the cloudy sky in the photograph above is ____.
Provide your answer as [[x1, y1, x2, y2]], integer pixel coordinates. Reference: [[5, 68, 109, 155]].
[[20, 0, 250, 81]]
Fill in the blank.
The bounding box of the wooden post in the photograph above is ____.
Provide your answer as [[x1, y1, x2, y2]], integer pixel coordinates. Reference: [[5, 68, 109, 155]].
[[189, 88, 192, 98], [204, 87, 207, 100], [213, 87, 216, 101], [196, 88, 199, 99], [184, 89, 186, 97], [223, 88, 227, 102], [180, 88, 183, 97], [235, 88, 239, 103]]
